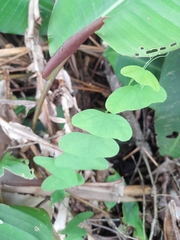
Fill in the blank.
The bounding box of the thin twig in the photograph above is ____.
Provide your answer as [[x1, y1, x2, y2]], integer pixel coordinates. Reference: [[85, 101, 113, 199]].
[[131, 155, 147, 240], [123, 147, 140, 161], [0, 50, 29, 67], [142, 152, 157, 240], [142, 146, 158, 166], [68, 192, 110, 217]]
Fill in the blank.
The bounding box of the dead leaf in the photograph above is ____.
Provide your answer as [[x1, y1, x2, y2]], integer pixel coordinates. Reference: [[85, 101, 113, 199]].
[[0, 99, 36, 117], [0, 117, 61, 157], [164, 200, 180, 240]]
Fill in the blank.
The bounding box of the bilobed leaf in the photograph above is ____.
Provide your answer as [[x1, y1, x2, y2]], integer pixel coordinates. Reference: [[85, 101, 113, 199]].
[[72, 109, 132, 141], [59, 132, 119, 158], [122, 202, 147, 240], [49, 0, 180, 57], [34, 156, 85, 190], [0, 204, 54, 240], [103, 46, 163, 86], [0, 0, 53, 35], [0, 152, 34, 179], [55, 152, 108, 170], [106, 84, 167, 113], [50, 190, 65, 205], [34, 156, 57, 174], [41, 173, 84, 191], [155, 49, 180, 158], [121, 65, 160, 91], [61, 212, 93, 236]]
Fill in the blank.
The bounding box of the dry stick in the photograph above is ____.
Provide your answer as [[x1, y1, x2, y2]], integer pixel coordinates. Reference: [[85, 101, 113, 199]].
[[89, 35, 101, 47], [87, 220, 121, 240], [142, 152, 157, 240], [72, 86, 104, 92], [132, 155, 147, 240], [123, 147, 140, 161], [89, 222, 123, 240], [142, 146, 158, 166], [0, 50, 29, 67], [129, 153, 142, 185], [71, 77, 109, 90], [90, 55, 104, 80], [26, 0, 50, 132], [68, 192, 109, 217]]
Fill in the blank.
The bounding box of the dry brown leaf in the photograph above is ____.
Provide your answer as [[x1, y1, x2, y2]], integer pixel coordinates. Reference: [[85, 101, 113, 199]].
[[0, 117, 61, 157], [152, 156, 177, 176], [0, 99, 36, 117], [164, 200, 180, 240]]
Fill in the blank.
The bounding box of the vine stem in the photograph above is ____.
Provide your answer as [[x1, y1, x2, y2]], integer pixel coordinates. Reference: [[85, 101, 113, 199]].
[[32, 58, 68, 130], [32, 79, 52, 130]]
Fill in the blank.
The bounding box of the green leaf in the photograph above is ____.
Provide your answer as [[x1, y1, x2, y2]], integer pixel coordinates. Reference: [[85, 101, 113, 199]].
[[34, 156, 57, 174], [65, 236, 82, 240], [61, 211, 93, 236], [50, 190, 65, 205], [41, 173, 84, 191], [122, 202, 147, 240], [0, 152, 34, 179], [0, 204, 54, 240], [155, 49, 180, 158], [72, 109, 132, 141], [121, 65, 160, 91], [59, 132, 119, 158], [104, 169, 121, 211], [48, 0, 180, 57], [0, 0, 53, 35], [34, 156, 85, 191], [106, 84, 167, 113], [103, 47, 163, 86], [64, 227, 86, 238], [55, 153, 108, 170]]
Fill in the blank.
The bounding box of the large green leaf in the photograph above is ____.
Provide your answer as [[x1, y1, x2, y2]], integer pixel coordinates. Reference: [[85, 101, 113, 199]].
[[58, 132, 119, 158], [103, 47, 164, 86], [0, 0, 53, 35], [155, 49, 180, 158], [0, 152, 34, 179], [72, 109, 132, 141], [48, 0, 180, 56], [0, 204, 54, 240], [106, 84, 167, 113], [55, 152, 108, 170]]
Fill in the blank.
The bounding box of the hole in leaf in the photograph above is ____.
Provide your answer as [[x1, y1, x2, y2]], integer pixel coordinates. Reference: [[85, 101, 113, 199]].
[[140, 46, 144, 50], [160, 46, 166, 51], [135, 53, 139, 57], [146, 49, 158, 54], [170, 42, 177, 47], [166, 131, 178, 139]]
